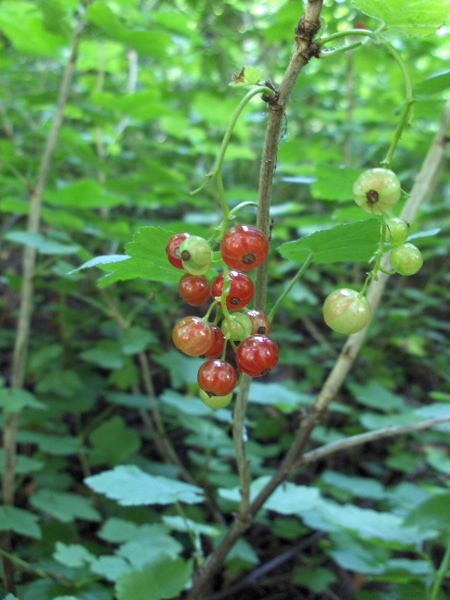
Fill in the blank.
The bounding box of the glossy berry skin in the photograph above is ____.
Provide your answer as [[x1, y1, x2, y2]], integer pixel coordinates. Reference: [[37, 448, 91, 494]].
[[172, 316, 214, 357], [387, 217, 410, 246], [203, 325, 225, 359], [166, 232, 191, 269], [221, 313, 253, 342], [179, 236, 213, 276], [197, 359, 237, 397], [390, 243, 423, 276], [323, 288, 371, 335], [245, 309, 271, 335], [199, 390, 233, 409], [211, 270, 254, 310], [235, 335, 279, 377], [353, 168, 401, 215], [178, 273, 210, 306], [221, 225, 269, 272]]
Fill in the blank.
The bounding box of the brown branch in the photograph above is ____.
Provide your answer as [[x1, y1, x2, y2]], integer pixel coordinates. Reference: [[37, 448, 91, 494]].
[[186, 3, 324, 598], [297, 413, 450, 469], [1, 12, 87, 593]]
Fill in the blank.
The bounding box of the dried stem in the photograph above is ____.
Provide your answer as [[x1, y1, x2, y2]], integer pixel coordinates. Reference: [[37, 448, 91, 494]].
[[1, 12, 87, 593]]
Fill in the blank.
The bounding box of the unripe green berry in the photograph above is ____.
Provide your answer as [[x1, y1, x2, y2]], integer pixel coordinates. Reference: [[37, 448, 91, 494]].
[[199, 389, 233, 409], [221, 313, 253, 341], [390, 243, 423, 276], [323, 288, 371, 335], [179, 236, 213, 276], [387, 217, 410, 246], [353, 168, 401, 215]]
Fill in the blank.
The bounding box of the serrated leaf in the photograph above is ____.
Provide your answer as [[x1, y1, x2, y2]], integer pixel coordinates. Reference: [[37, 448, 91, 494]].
[[278, 220, 380, 265], [16, 431, 83, 455], [415, 70, 450, 95], [90, 555, 131, 582], [121, 326, 157, 355], [352, 0, 450, 37], [163, 515, 221, 537], [85, 465, 204, 505], [115, 557, 193, 600], [0, 506, 41, 539], [403, 493, 450, 531], [53, 542, 96, 568], [73, 227, 182, 287], [30, 489, 101, 523], [347, 380, 409, 412], [0, 388, 46, 412], [220, 476, 319, 514]]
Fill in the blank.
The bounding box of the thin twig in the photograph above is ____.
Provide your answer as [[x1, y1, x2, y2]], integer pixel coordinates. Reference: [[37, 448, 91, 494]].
[[296, 413, 450, 470], [1, 10, 87, 593]]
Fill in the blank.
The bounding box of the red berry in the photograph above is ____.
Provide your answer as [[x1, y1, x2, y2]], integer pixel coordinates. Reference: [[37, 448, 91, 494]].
[[245, 309, 271, 335], [166, 233, 191, 269], [172, 316, 214, 357], [178, 273, 210, 306], [211, 270, 254, 310], [235, 335, 279, 377], [197, 359, 237, 397], [203, 325, 225, 359], [221, 225, 269, 271]]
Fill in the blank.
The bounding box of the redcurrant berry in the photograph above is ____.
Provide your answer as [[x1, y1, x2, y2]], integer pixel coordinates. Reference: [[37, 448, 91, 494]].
[[235, 335, 279, 377], [387, 217, 410, 246], [353, 168, 401, 215], [221, 313, 253, 342], [211, 270, 254, 310], [323, 288, 371, 335], [166, 232, 191, 269], [197, 359, 237, 397], [179, 236, 213, 276], [178, 273, 210, 306], [203, 325, 226, 359], [199, 389, 233, 409], [390, 243, 423, 276], [172, 316, 214, 356], [220, 225, 269, 271], [245, 309, 271, 335]]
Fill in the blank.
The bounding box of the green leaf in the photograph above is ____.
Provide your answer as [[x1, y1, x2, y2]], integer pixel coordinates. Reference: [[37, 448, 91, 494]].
[[311, 164, 362, 201], [351, 0, 450, 37], [121, 326, 157, 355], [220, 476, 319, 514], [0, 506, 41, 539], [278, 220, 380, 265], [4, 231, 80, 255], [115, 557, 193, 600], [347, 381, 409, 412], [89, 416, 141, 466], [117, 529, 183, 569], [73, 227, 182, 287], [85, 465, 204, 505], [48, 179, 125, 209], [4, 595, 20, 600], [0, 450, 44, 475], [98, 518, 144, 543], [415, 70, 450, 95], [0, 388, 46, 412], [321, 470, 386, 500], [292, 567, 337, 593], [16, 431, 83, 455], [30, 489, 101, 523], [403, 492, 450, 531], [91, 556, 131, 582], [80, 341, 125, 369], [163, 515, 221, 538], [53, 542, 96, 568]]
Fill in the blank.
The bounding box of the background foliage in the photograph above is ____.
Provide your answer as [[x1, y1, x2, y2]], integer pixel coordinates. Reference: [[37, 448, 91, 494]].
[[0, 0, 450, 599]]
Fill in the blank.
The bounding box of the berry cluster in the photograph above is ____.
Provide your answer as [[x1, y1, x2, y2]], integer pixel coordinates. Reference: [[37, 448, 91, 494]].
[[323, 168, 424, 336], [167, 225, 278, 409]]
